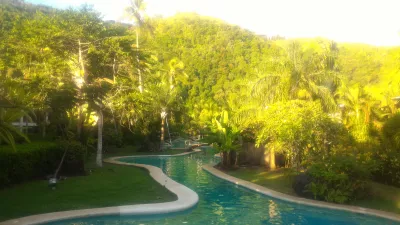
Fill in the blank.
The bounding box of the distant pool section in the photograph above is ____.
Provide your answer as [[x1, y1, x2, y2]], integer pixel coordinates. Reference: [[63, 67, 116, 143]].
[[170, 138, 187, 148], [167, 137, 209, 149], [44, 149, 400, 225]]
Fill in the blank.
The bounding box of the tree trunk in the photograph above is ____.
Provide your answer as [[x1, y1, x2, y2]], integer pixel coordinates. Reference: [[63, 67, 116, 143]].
[[136, 30, 143, 93], [226, 151, 231, 168], [96, 110, 103, 167], [54, 147, 68, 179], [112, 56, 117, 83], [160, 115, 164, 151], [76, 39, 85, 139], [269, 148, 276, 170], [77, 105, 83, 139], [19, 116, 23, 132], [235, 151, 239, 166], [222, 151, 227, 167], [42, 111, 48, 138]]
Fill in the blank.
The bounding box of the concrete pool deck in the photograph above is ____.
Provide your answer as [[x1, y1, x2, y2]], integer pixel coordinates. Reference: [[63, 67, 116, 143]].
[[202, 164, 400, 223], [0, 150, 201, 225]]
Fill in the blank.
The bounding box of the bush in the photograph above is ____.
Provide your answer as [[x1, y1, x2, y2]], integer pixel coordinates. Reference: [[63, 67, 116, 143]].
[[374, 150, 400, 187], [58, 140, 87, 176], [372, 113, 400, 187], [382, 113, 400, 151], [292, 173, 313, 198], [103, 128, 123, 148], [255, 100, 353, 168], [0, 141, 86, 189], [302, 155, 370, 204]]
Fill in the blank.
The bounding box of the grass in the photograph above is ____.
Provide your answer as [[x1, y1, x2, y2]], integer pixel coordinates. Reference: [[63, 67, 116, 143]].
[[0, 145, 186, 222], [225, 167, 400, 214], [226, 167, 296, 195], [353, 182, 400, 214]]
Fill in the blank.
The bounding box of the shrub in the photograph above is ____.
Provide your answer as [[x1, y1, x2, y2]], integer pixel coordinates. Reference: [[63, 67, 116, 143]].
[[255, 100, 353, 168], [374, 150, 400, 187], [103, 128, 123, 148], [382, 113, 400, 151], [58, 140, 87, 176], [303, 154, 370, 204], [0, 141, 86, 189], [372, 113, 400, 187], [292, 173, 313, 198]]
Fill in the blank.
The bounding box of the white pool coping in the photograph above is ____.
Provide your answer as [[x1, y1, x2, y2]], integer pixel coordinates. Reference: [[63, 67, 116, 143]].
[[202, 164, 400, 223], [0, 150, 201, 225]]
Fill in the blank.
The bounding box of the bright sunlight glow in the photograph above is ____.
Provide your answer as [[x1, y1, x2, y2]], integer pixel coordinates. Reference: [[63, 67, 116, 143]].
[[25, 0, 400, 46]]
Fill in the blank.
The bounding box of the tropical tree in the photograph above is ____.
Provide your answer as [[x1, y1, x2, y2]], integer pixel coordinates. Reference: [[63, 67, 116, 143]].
[[335, 82, 372, 142], [252, 39, 340, 112], [125, 0, 152, 93], [145, 59, 186, 150], [0, 108, 30, 150], [247, 100, 350, 170], [210, 110, 241, 167]]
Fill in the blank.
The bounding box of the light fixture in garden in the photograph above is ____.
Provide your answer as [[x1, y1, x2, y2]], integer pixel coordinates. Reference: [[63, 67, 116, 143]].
[[48, 177, 57, 190]]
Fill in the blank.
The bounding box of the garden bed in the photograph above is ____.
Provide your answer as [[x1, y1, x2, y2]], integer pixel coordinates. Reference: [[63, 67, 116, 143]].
[[224, 167, 400, 214]]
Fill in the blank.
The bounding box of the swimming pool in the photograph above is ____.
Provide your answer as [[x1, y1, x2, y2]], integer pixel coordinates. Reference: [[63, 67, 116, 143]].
[[171, 138, 186, 148], [46, 150, 400, 225]]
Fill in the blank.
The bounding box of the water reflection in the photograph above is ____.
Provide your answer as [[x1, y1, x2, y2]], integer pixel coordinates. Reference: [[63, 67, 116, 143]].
[[46, 151, 400, 225]]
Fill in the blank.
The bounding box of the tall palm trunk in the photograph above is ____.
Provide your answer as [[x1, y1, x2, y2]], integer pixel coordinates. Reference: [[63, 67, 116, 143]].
[[77, 39, 85, 139], [96, 110, 103, 167], [235, 151, 239, 166], [19, 115, 23, 132], [136, 30, 143, 93], [269, 148, 276, 170], [111, 58, 119, 136], [112, 56, 117, 83], [160, 114, 164, 151], [42, 111, 48, 138]]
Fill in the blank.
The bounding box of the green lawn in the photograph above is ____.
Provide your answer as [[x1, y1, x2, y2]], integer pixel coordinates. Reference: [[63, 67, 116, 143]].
[[226, 167, 296, 195], [353, 182, 400, 214], [0, 146, 186, 222], [226, 167, 400, 214]]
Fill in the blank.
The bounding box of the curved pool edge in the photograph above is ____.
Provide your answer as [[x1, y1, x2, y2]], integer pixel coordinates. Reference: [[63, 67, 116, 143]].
[[202, 164, 400, 223], [0, 150, 201, 225]]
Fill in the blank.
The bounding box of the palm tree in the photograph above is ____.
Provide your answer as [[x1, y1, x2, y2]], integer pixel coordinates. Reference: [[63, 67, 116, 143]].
[[252, 40, 340, 112], [146, 71, 178, 150], [86, 76, 113, 167], [210, 110, 241, 167], [125, 0, 149, 93], [335, 82, 372, 142], [168, 58, 185, 90], [0, 108, 30, 150]]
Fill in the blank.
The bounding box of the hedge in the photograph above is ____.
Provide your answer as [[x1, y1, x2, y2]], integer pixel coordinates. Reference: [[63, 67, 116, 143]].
[[0, 141, 86, 189]]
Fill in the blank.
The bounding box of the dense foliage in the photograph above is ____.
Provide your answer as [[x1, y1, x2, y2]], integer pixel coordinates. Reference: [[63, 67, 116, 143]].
[[0, 141, 86, 188], [0, 0, 399, 202], [305, 155, 370, 203], [374, 113, 400, 187], [248, 101, 352, 168]]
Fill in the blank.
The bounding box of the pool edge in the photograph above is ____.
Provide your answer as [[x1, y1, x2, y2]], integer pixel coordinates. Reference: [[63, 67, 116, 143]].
[[0, 150, 201, 225], [202, 164, 400, 223]]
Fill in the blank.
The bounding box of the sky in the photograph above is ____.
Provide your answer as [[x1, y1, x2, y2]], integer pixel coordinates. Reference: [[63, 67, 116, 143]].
[[25, 0, 400, 46]]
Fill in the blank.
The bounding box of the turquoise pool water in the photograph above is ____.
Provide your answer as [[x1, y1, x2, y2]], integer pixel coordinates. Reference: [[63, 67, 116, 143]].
[[46, 151, 399, 225], [170, 138, 186, 148]]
